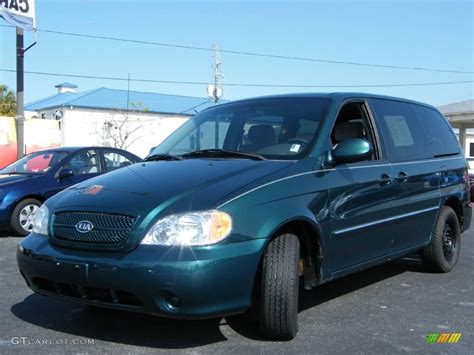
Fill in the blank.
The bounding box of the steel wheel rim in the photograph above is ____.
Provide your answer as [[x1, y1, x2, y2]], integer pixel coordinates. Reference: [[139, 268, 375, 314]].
[[442, 222, 456, 262], [19, 204, 39, 232]]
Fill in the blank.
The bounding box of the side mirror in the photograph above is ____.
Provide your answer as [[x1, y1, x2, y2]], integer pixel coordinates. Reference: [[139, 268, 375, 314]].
[[333, 138, 373, 164], [58, 168, 74, 179]]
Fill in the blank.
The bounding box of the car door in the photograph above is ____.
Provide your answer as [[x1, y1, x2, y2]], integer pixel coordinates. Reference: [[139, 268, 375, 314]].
[[368, 99, 441, 252], [326, 100, 397, 274], [54, 149, 102, 193]]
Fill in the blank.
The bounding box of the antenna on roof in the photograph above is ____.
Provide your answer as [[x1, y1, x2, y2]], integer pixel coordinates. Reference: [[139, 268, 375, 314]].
[[207, 44, 223, 104]]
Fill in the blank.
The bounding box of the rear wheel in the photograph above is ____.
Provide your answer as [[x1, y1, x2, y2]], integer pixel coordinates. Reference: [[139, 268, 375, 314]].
[[260, 233, 300, 340], [421, 206, 461, 272], [10, 198, 42, 236]]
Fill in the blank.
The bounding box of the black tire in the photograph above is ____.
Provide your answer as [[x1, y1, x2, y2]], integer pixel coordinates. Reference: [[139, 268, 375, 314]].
[[260, 233, 300, 340], [421, 206, 461, 273], [10, 198, 42, 237]]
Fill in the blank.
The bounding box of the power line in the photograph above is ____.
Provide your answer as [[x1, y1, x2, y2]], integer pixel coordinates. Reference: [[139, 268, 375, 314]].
[[1, 24, 472, 75], [0, 68, 209, 85], [1, 68, 473, 88]]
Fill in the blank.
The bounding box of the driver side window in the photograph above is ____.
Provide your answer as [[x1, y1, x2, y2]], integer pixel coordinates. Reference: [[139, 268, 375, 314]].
[[64, 149, 100, 175], [331, 102, 379, 161]]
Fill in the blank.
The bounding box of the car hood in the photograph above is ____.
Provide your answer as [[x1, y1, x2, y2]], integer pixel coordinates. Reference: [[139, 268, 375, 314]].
[[0, 173, 38, 187], [49, 159, 293, 218]]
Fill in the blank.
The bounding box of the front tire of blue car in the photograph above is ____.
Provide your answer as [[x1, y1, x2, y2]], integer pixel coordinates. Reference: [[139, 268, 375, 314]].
[[260, 233, 300, 340], [10, 198, 42, 237]]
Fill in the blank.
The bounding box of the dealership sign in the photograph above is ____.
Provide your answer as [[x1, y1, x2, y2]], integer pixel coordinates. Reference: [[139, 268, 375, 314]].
[[0, 0, 35, 30]]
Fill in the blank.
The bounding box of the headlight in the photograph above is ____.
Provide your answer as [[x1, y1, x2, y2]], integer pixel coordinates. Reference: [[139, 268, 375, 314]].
[[141, 210, 232, 246], [32, 204, 49, 236]]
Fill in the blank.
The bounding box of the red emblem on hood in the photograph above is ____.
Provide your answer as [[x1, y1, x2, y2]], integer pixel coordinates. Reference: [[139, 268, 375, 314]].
[[81, 185, 104, 195]]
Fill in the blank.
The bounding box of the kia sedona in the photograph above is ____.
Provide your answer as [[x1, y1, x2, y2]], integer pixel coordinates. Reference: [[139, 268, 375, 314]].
[[1, 147, 140, 236], [17, 93, 471, 340]]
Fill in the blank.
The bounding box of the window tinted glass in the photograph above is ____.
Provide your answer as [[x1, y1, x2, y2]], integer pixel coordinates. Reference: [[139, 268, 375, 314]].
[[242, 116, 284, 149], [414, 105, 459, 157], [153, 98, 330, 160], [64, 149, 99, 175], [0, 151, 67, 174], [104, 151, 134, 172], [169, 115, 232, 155], [371, 99, 431, 162], [331, 102, 379, 161]]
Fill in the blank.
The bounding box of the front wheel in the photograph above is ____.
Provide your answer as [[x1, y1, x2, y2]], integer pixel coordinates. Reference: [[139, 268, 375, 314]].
[[260, 233, 300, 340], [10, 198, 42, 236], [420, 206, 461, 273]]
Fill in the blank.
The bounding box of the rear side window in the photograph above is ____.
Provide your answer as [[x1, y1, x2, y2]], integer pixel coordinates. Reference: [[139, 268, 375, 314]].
[[103, 150, 134, 172], [370, 99, 431, 162], [413, 105, 460, 157]]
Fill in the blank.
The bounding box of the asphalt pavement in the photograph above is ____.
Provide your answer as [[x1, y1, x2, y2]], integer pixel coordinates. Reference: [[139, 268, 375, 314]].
[[0, 223, 473, 354]]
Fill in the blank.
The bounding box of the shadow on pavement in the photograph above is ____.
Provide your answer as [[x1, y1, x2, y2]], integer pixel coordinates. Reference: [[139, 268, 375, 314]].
[[11, 255, 425, 348], [226, 255, 426, 340], [11, 298, 228, 349]]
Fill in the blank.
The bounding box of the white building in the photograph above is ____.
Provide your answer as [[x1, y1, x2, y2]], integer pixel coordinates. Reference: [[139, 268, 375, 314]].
[[439, 99, 474, 157], [25, 83, 217, 158]]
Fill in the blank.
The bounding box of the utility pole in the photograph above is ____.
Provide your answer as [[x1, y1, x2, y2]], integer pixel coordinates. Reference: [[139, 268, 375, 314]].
[[14, 28, 36, 158], [207, 44, 223, 104], [0, 0, 36, 157], [16, 27, 25, 158], [213, 44, 223, 103]]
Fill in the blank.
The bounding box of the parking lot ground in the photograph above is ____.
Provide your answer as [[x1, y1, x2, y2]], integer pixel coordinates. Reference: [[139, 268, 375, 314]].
[[1, 225, 473, 354]]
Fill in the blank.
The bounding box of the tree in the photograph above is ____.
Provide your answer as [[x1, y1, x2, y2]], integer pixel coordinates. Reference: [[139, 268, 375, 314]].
[[0, 85, 16, 117], [96, 102, 148, 150]]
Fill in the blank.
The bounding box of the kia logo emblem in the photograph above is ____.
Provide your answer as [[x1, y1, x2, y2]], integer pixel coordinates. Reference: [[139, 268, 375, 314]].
[[75, 221, 94, 233]]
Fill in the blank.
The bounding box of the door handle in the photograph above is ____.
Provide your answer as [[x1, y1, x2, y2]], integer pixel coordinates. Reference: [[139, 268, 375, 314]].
[[396, 171, 409, 183], [378, 173, 392, 186]]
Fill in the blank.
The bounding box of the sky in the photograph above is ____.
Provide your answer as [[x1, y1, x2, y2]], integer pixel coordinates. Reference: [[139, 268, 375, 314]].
[[0, 0, 473, 107]]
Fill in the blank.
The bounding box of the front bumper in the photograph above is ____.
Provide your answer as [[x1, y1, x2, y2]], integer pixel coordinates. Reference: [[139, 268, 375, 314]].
[[17, 234, 266, 319]]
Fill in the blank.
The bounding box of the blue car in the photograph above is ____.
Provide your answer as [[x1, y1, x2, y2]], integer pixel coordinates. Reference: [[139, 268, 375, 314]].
[[0, 147, 140, 236]]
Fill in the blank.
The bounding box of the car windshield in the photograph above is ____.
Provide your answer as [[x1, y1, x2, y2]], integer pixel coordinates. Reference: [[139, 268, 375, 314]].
[[150, 97, 330, 160], [0, 151, 68, 174]]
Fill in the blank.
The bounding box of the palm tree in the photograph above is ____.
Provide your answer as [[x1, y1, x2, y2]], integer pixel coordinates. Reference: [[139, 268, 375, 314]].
[[0, 85, 16, 117]]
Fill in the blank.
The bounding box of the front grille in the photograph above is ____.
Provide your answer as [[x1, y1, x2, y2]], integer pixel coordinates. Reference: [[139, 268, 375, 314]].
[[32, 277, 143, 307], [51, 211, 136, 246]]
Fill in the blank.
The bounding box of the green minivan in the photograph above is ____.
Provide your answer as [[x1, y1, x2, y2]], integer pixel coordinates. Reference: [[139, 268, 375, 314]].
[[17, 93, 471, 340]]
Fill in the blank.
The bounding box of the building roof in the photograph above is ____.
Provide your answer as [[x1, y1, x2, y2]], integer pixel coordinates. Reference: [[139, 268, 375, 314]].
[[439, 99, 474, 116], [25, 87, 217, 115]]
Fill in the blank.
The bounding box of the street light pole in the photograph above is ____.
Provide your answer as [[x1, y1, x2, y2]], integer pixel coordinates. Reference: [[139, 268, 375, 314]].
[[16, 27, 25, 158]]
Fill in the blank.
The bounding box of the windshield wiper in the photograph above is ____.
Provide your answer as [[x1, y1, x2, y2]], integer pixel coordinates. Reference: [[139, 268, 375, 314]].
[[144, 154, 183, 162], [182, 149, 265, 161]]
